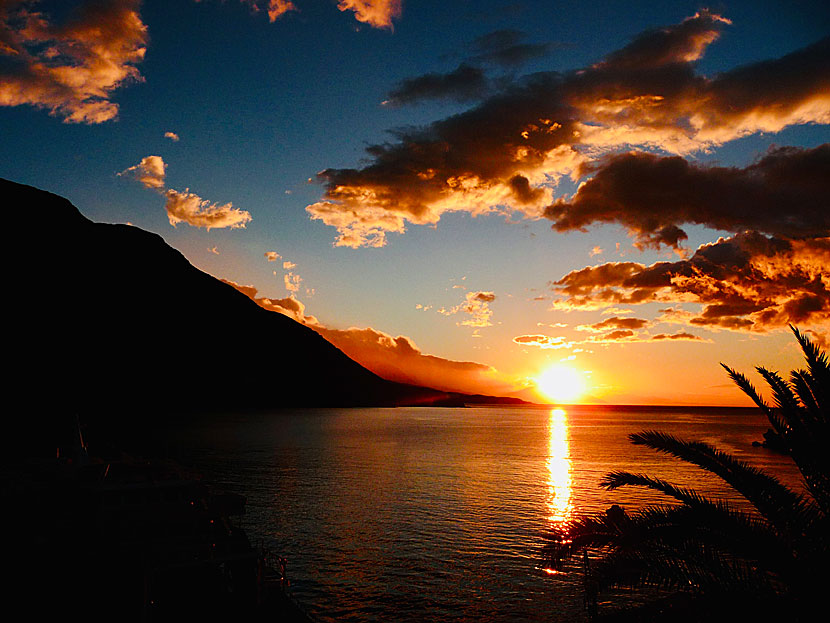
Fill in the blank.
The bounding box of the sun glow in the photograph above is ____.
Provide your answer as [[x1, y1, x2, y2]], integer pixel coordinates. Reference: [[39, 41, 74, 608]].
[[536, 366, 586, 403]]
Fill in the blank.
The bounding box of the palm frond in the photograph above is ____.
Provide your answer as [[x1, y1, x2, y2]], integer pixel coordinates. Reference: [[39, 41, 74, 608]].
[[601, 471, 717, 508], [791, 325, 830, 408], [628, 430, 816, 533], [720, 364, 789, 437], [790, 369, 821, 424]]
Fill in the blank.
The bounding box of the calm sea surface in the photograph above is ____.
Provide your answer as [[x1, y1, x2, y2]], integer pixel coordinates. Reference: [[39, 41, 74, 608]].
[[162, 406, 804, 622]]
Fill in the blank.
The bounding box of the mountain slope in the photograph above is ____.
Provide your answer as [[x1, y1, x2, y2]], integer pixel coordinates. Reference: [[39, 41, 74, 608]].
[[6, 178, 488, 453]]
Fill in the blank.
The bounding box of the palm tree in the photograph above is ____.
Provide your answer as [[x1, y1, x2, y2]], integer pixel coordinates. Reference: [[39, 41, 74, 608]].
[[545, 326, 830, 621]]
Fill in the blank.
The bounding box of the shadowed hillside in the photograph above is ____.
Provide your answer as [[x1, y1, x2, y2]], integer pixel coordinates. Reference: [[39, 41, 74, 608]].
[[4, 179, 523, 455]]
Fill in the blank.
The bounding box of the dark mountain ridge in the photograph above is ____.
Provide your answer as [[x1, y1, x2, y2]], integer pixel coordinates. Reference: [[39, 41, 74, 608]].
[[5, 179, 523, 455]]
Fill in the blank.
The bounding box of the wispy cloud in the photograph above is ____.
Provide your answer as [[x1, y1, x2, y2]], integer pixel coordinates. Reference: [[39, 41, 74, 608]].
[[164, 131, 180, 141], [438, 290, 497, 328], [118, 155, 166, 189], [383, 63, 489, 107], [469, 29, 558, 67]]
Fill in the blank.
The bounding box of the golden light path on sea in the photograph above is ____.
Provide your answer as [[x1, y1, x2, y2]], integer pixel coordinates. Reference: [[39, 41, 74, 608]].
[[547, 408, 573, 527]]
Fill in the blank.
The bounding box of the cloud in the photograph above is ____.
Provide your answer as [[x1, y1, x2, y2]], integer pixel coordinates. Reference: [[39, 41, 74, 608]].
[[203, 1, 399, 28], [513, 334, 573, 349], [383, 63, 489, 106], [0, 0, 147, 123], [222, 281, 514, 395], [164, 189, 252, 229], [337, 0, 401, 29], [382, 30, 559, 108], [164, 131, 179, 141], [306, 12, 829, 247], [118, 155, 166, 189], [469, 29, 557, 67], [282, 260, 296, 270], [600, 329, 635, 341], [552, 232, 830, 331], [265, 251, 281, 261], [545, 144, 830, 250], [439, 290, 497, 327], [651, 332, 702, 341], [120, 154, 252, 230], [806, 329, 829, 349], [284, 271, 301, 292], [265, 0, 296, 21], [577, 316, 649, 332]]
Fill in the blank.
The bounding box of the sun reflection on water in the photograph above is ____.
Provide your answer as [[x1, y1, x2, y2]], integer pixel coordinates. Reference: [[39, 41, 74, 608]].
[[547, 408, 573, 526]]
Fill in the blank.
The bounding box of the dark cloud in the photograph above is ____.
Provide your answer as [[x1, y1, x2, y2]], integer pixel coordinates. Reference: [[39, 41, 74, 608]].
[[599, 10, 730, 70], [601, 329, 635, 340], [578, 316, 649, 332], [307, 11, 829, 247], [545, 144, 830, 249], [470, 29, 556, 67], [553, 232, 830, 331], [384, 63, 490, 106], [651, 332, 703, 341]]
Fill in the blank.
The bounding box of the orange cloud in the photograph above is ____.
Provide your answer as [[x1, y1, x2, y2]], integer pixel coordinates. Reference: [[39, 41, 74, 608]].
[[513, 334, 574, 349], [164, 131, 179, 141], [0, 0, 147, 123], [651, 332, 702, 341], [440, 290, 497, 328], [553, 232, 830, 331], [218, 1, 397, 27], [283, 271, 301, 293], [576, 316, 649, 332], [337, 0, 401, 30], [118, 155, 166, 189], [221, 281, 514, 395], [120, 155, 252, 229], [306, 12, 829, 247], [266, 0, 297, 21], [164, 188, 252, 230]]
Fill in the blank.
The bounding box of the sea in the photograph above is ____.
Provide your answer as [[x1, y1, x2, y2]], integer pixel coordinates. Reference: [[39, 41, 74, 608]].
[[160, 405, 804, 622]]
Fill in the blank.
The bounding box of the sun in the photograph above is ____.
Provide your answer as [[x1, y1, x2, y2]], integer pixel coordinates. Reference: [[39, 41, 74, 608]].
[[535, 366, 587, 403]]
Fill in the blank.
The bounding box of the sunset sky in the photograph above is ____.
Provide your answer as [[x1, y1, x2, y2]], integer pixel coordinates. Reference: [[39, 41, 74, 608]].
[[2, 0, 828, 405]]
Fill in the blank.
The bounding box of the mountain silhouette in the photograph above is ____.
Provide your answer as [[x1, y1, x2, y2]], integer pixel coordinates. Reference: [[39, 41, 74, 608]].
[[5, 179, 523, 455]]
